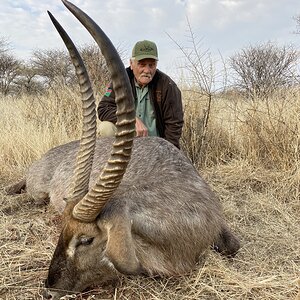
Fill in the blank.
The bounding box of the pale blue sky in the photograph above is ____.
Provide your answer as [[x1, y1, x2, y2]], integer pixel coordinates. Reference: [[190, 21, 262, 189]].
[[1, 0, 300, 76]]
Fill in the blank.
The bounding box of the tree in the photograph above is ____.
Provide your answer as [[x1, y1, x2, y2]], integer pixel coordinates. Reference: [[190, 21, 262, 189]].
[[31, 49, 73, 87], [167, 18, 227, 167], [79, 43, 110, 93], [0, 37, 23, 95], [13, 64, 44, 95], [0, 52, 21, 95], [30, 44, 112, 92], [229, 43, 299, 99], [294, 15, 300, 34], [0, 37, 10, 55]]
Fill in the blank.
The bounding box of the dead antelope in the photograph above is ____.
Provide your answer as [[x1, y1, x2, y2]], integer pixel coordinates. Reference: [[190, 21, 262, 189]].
[[6, 0, 240, 299]]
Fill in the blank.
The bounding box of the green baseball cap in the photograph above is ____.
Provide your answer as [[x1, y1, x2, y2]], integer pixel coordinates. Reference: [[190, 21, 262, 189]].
[[132, 40, 158, 61]]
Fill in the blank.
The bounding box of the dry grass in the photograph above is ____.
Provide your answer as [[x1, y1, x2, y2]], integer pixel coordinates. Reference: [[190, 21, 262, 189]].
[[181, 88, 300, 170], [0, 87, 299, 299], [0, 87, 82, 182]]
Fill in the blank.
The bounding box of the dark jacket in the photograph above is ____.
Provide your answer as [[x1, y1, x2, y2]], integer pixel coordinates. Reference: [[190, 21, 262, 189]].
[[98, 67, 184, 148]]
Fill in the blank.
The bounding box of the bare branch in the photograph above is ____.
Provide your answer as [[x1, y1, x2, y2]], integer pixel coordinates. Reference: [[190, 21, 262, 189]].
[[229, 42, 299, 99]]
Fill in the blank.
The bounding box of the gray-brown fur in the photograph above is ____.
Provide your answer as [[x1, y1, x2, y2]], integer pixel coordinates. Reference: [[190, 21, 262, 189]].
[[9, 136, 240, 299]]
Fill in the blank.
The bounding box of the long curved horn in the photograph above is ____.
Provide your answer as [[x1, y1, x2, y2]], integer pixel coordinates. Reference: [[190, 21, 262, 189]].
[[61, 0, 136, 222], [48, 11, 96, 201]]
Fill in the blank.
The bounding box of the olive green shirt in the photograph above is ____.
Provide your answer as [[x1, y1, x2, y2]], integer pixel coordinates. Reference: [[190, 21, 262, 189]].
[[135, 82, 158, 136]]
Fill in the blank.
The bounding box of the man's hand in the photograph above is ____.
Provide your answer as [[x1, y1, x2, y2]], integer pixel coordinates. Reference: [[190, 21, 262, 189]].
[[135, 117, 148, 137]]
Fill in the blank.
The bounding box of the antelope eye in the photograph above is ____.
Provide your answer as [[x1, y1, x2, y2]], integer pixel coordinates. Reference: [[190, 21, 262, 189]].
[[79, 236, 94, 246]]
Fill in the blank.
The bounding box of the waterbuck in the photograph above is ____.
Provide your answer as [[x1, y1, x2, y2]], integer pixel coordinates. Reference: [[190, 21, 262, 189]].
[[6, 1, 240, 299]]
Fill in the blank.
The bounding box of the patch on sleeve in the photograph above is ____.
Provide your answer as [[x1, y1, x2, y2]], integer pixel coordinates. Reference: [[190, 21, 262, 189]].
[[156, 90, 162, 103], [105, 86, 112, 97]]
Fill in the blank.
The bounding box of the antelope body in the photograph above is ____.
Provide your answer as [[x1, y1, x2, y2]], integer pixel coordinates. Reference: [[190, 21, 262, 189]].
[[7, 1, 240, 299]]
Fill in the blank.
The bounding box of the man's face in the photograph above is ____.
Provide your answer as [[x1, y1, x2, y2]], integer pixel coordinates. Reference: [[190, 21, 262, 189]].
[[130, 58, 157, 87]]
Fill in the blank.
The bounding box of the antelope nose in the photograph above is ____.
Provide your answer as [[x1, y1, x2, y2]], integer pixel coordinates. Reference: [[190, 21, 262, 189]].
[[42, 289, 58, 300], [42, 289, 52, 299]]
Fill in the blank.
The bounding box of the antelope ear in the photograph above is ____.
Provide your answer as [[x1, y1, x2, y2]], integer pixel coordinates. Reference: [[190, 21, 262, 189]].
[[102, 218, 142, 275]]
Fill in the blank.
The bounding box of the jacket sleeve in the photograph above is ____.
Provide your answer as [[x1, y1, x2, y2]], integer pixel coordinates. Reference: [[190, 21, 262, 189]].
[[97, 83, 117, 124], [162, 81, 184, 149]]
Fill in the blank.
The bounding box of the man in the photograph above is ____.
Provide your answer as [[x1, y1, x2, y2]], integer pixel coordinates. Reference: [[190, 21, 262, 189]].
[[98, 40, 183, 148]]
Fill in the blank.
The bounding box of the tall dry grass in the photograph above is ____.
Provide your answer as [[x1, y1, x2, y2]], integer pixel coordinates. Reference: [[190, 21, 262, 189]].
[[181, 88, 300, 170], [0, 86, 299, 299], [0, 86, 82, 183]]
